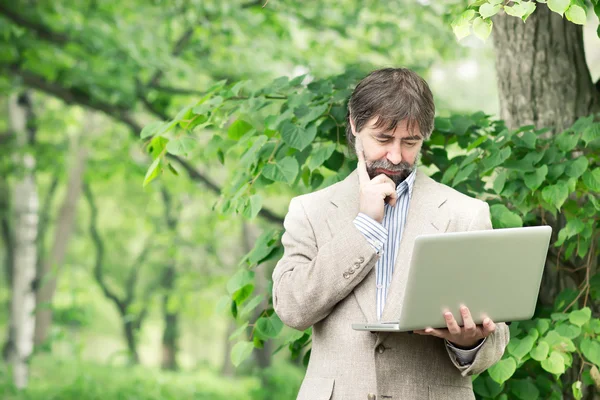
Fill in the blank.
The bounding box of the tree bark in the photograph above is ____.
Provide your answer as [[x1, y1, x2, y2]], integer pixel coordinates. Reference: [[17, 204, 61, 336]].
[[1, 167, 14, 362], [122, 318, 140, 365], [493, 4, 599, 132], [34, 118, 89, 346], [6, 91, 38, 389], [160, 188, 179, 371], [160, 265, 178, 370], [492, 4, 600, 307]]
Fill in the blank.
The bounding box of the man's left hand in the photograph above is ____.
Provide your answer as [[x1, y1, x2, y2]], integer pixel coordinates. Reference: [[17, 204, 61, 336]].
[[414, 306, 496, 348]]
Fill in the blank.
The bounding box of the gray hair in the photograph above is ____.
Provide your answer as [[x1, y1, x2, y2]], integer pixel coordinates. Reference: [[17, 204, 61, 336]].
[[345, 68, 435, 152]]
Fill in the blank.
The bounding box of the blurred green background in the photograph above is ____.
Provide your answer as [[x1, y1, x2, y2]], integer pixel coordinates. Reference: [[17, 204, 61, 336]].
[[1, 0, 599, 399]]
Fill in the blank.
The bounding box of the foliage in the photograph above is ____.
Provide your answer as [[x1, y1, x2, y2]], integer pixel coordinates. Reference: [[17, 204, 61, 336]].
[[143, 61, 600, 397], [0, 355, 261, 400], [452, 0, 600, 41]]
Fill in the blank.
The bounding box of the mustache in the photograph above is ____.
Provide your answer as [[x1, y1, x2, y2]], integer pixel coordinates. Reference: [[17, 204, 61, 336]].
[[368, 159, 413, 172]]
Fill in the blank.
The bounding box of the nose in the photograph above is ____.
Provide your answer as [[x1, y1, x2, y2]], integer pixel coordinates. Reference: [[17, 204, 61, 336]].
[[386, 147, 402, 165]]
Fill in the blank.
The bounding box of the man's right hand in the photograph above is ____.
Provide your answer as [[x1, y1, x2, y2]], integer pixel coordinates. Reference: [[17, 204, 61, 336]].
[[355, 136, 397, 224]]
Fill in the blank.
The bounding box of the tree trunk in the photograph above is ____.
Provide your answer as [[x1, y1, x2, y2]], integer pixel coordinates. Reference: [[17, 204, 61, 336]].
[[1, 168, 14, 362], [122, 317, 140, 365], [34, 123, 88, 346], [492, 4, 600, 307], [161, 265, 179, 370], [493, 4, 599, 132], [6, 91, 38, 389]]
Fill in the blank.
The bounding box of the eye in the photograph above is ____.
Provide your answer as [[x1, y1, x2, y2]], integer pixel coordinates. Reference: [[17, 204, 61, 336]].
[[376, 138, 389, 143], [404, 141, 416, 147]]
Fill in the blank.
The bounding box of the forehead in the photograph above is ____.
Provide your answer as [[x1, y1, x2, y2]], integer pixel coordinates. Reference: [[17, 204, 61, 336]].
[[364, 117, 422, 139]]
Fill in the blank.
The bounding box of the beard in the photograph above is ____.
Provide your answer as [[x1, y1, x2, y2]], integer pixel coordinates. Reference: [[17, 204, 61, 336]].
[[366, 153, 420, 186]]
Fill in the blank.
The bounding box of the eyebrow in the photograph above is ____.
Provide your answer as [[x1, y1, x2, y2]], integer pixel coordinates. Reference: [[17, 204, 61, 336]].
[[373, 133, 423, 140]]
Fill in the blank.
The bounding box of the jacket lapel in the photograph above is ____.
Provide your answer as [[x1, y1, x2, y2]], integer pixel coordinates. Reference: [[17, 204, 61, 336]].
[[325, 168, 452, 327], [327, 170, 378, 323]]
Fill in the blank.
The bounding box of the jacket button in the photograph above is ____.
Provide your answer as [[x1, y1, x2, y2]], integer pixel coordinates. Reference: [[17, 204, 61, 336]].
[[377, 345, 385, 354], [348, 269, 355, 275], [343, 272, 350, 279], [358, 256, 365, 263], [367, 394, 376, 400]]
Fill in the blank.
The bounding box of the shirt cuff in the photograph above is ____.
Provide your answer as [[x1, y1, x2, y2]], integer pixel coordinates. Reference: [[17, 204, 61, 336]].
[[445, 338, 486, 366], [353, 213, 388, 255]]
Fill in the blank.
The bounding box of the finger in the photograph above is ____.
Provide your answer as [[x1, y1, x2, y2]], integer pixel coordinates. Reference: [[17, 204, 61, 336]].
[[355, 136, 370, 186], [423, 327, 449, 339], [372, 183, 397, 202], [481, 318, 496, 337], [460, 306, 477, 336], [444, 312, 461, 335]]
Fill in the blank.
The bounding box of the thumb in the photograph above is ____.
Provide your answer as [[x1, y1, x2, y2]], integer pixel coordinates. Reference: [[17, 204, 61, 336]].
[[388, 191, 398, 207]]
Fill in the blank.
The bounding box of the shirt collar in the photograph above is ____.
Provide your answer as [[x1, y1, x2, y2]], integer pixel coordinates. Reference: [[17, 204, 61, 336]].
[[396, 168, 417, 198]]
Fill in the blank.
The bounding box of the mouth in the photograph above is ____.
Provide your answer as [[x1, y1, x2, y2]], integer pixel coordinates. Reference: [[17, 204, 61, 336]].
[[376, 168, 403, 175]]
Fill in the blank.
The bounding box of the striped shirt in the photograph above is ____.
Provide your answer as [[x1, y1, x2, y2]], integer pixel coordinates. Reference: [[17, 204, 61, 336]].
[[352, 169, 483, 366]]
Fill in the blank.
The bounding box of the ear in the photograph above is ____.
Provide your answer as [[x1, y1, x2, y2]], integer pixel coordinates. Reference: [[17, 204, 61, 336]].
[[349, 114, 357, 136]]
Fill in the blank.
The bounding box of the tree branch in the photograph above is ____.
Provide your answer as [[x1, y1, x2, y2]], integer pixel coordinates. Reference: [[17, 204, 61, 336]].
[[84, 182, 125, 312], [0, 4, 70, 45], [124, 241, 152, 306]]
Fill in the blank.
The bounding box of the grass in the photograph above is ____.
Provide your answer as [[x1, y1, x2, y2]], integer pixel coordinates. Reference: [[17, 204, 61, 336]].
[[0, 354, 261, 400]]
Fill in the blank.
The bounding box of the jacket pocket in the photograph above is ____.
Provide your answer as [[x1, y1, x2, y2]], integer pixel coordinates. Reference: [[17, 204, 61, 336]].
[[429, 384, 475, 400], [297, 377, 335, 400]]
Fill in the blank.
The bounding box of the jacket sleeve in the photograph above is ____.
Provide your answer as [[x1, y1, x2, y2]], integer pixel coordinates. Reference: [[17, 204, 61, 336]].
[[446, 201, 510, 376], [272, 197, 379, 331]]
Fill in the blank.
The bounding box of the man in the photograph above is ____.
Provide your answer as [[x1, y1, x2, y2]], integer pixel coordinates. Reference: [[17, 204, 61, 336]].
[[272, 68, 509, 400]]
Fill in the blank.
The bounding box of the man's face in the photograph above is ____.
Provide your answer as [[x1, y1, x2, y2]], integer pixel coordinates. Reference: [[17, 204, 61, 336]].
[[352, 117, 423, 186]]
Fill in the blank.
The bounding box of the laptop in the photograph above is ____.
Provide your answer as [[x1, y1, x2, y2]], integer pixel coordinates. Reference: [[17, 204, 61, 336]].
[[352, 226, 552, 332]]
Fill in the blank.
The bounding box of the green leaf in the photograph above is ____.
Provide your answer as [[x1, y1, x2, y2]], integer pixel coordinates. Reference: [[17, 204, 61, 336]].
[[452, 163, 476, 186], [308, 143, 336, 171], [140, 121, 164, 139], [581, 338, 600, 367], [166, 136, 197, 156], [231, 341, 254, 367], [255, 313, 283, 339], [582, 169, 600, 192], [548, 0, 570, 15], [537, 319, 551, 335], [482, 146, 511, 172], [451, 10, 476, 40], [473, 17, 493, 40], [263, 156, 299, 184], [281, 121, 318, 151], [524, 165, 548, 191], [227, 269, 255, 295], [556, 131, 579, 152], [582, 124, 600, 146], [240, 295, 264, 317], [569, 307, 591, 326], [541, 351, 566, 375], [491, 204, 523, 228], [479, 3, 502, 18], [493, 170, 508, 194], [473, 375, 504, 398], [510, 379, 540, 400], [488, 357, 517, 384], [555, 323, 581, 339], [521, 1, 537, 21], [240, 135, 268, 168], [297, 103, 329, 127], [143, 157, 161, 187], [541, 182, 569, 209], [551, 313, 570, 321], [508, 335, 536, 361], [531, 341, 550, 361], [565, 3, 587, 24], [228, 120, 253, 140], [442, 164, 459, 185], [147, 136, 169, 158], [563, 218, 585, 239], [228, 322, 249, 341], [572, 381, 583, 400], [242, 195, 262, 219], [565, 157, 589, 178]]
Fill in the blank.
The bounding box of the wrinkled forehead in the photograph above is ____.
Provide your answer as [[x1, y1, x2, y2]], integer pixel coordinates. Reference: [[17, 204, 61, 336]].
[[365, 116, 423, 139]]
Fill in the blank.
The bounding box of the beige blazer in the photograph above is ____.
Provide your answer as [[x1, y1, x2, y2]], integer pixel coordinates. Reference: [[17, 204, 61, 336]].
[[272, 168, 509, 400]]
